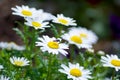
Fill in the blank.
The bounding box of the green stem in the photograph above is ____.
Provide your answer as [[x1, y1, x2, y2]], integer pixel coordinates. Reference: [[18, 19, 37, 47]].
[[50, 24, 59, 38], [69, 45, 75, 62], [46, 54, 52, 80], [30, 29, 36, 51], [112, 69, 116, 80]]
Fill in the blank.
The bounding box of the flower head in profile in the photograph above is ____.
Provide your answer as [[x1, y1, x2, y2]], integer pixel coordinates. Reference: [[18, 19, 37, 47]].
[[10, 56, 30, 67], [52, 14, 77, 26], [101, 55, 120, 71], [59, 63, 91, 80], [11, 5, 37, 18], [61, 31, 92, 49], [36, 35, 68, 56], [25, 17, 50, 30], [40, 12, 55, 21], [0, 75, 10, 80], [33, 9, 55, 21], [0, 42, 25, 51], [69, 27, 98, 44]]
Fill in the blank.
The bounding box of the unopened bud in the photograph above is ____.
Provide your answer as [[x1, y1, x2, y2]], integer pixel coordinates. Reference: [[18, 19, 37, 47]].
[[87, 48, 94, 54], [97, 50, 105, 56]]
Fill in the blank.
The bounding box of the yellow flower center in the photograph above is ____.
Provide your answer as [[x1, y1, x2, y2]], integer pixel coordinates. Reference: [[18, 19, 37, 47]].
[[80, 33, 87, 38], [14, 61, 24, 66], [58, 18, 68, 25], [32, 21, 41, 28], [70, 68, 82, 77], [111, 59, 120, 67], [21, 10, 32, 16], [47, 41, 59, 49], [70, 35, 82, 44]]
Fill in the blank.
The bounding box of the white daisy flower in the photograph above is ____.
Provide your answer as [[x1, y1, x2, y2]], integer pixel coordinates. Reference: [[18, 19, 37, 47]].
[[105, 77, 112, 80], [59, 62, 91, 80], [25, 17, 50, 30], [0, 65, 4, 70], [33, 9, 55, 21], [7, 42, 25, 51], [52, 14, 77, 26], [101, 55, 120, 71], [69, 27, 98, 44], [10, 56, 30, 67], [0, 42, 8, 49], [0, 42, 25, 51], [40, 12, 55, 21], [36, 35, 68, 56], [11, 5, 37, 18], [61, 32, 92, 49], [105, 77, 119, 80], [0, 75, 10, 80]]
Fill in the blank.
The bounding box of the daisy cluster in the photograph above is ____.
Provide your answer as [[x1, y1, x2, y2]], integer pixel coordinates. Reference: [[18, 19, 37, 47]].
[[11, 5, 98, 49], [0, 5, 119, 80], [11, 5, 76, 30]]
